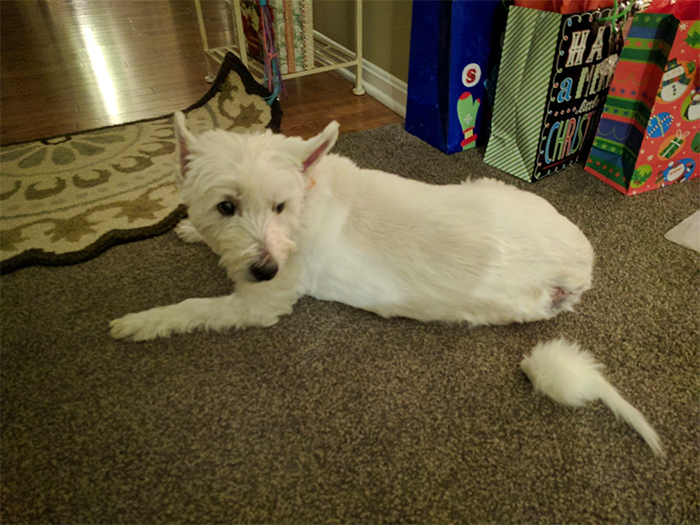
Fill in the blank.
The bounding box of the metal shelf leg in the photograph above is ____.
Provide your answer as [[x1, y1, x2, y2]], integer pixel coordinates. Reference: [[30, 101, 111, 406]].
[[194, 0, 216, 83], [352, 0, 365, 95]]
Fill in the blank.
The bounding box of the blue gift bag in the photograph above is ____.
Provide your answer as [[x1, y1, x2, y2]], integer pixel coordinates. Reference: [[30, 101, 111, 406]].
[[405, 0, 507, 154]]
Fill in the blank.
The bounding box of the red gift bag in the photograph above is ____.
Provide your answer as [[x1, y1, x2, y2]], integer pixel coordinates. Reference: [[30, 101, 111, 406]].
[[585, 0, 700, 194]]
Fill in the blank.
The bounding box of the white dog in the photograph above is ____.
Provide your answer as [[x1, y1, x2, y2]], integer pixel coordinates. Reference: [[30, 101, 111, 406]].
[[110, 112, 594, 341], [110, 132, 669, 456]]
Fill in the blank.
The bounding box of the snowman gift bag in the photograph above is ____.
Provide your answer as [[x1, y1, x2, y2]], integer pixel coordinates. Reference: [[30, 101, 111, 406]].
[[404, 0, 508, 154], [483, 3, 626, 182], [586, 0, 700, 195]]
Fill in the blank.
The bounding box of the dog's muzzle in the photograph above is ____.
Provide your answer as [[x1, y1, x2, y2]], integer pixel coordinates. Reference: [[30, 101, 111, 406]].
[[249, 258, 279, 282]]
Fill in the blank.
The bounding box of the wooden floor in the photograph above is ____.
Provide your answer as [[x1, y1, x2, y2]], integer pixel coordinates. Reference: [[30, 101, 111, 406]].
[[0, 0, 403, 146]]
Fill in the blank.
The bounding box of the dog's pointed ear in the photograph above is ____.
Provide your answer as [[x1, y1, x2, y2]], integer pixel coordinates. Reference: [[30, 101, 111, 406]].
[[299, 121, 340, 174], [173, 111, 198, 180]]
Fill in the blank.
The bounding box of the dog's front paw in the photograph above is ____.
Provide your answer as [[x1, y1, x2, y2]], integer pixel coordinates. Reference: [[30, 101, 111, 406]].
[[110, 311, 168, 341], [174, 219, 205, 244]]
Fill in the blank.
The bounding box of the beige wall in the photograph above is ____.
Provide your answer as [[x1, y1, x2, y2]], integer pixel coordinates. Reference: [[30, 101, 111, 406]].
[[313, 0, 413, 83]]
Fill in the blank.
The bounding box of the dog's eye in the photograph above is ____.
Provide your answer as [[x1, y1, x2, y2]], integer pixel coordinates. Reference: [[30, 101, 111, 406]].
[[217, 201, 236, 216], [275, 202, 285, 214]]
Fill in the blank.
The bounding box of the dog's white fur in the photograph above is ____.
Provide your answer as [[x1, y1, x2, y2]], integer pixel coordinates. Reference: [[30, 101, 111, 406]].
[[110, 113, 594, 340], [521, 339, 664, 456]]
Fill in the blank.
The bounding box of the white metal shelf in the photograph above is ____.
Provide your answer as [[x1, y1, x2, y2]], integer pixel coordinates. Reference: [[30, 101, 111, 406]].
[[194, 0, 365, 96]]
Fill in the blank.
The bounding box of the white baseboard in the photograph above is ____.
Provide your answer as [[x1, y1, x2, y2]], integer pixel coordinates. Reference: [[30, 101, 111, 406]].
[[314, 31, 407, 118]]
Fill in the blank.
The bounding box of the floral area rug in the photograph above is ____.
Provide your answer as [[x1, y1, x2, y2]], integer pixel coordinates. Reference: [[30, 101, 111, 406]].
[[0, 53, 281, 274]]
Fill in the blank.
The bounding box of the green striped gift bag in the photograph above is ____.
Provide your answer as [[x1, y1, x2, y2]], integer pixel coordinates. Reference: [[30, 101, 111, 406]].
[[484, 5, 625, 182]]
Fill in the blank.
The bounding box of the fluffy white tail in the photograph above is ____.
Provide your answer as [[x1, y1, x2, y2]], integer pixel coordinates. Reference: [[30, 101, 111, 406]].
[[521, 338, 664, 457], [596, 379, 663, 456]]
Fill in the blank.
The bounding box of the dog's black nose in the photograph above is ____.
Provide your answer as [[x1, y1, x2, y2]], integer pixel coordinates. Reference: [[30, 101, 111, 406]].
[[250, 260, 279, 282]]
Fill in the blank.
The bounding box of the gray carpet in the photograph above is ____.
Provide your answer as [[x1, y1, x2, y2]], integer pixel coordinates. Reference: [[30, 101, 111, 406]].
[[2, 123, 698, 524]]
